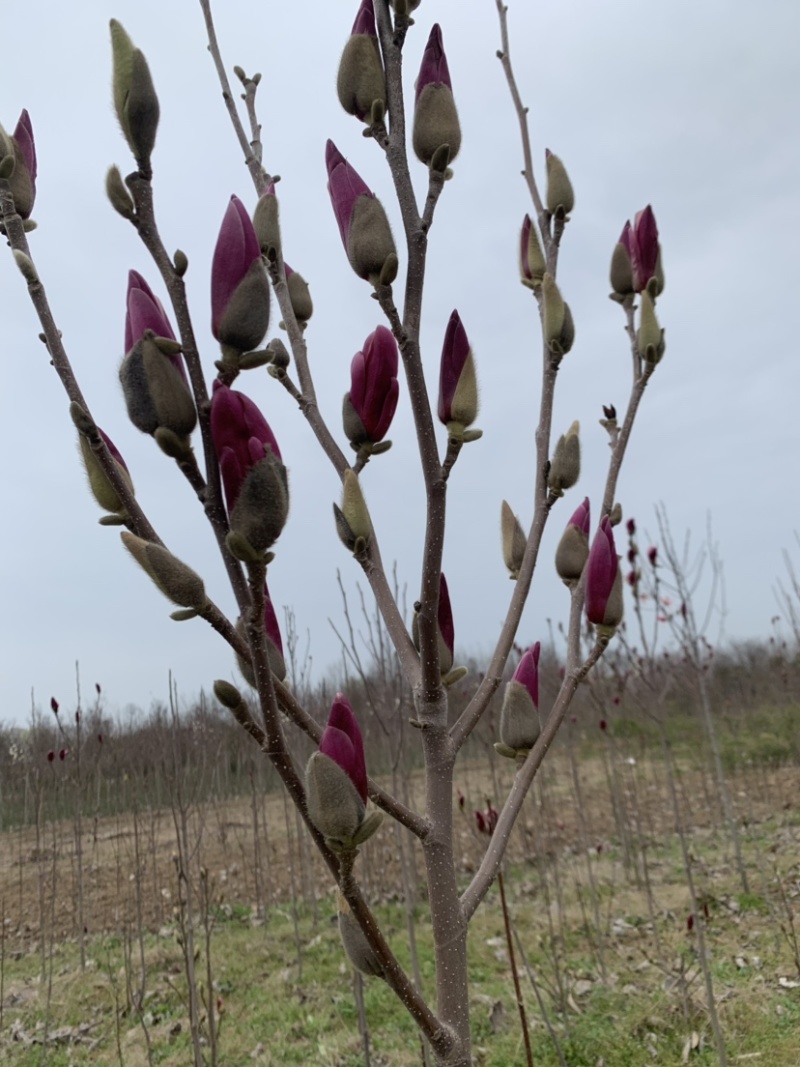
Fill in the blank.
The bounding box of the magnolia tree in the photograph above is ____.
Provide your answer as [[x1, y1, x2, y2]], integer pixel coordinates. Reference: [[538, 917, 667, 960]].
[[0, 0, 667, 1062]]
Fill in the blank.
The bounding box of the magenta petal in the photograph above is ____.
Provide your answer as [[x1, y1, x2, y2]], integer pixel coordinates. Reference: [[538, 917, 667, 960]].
[[630, 205, 659, 291], [513, 642, 540, 708], [326, 140, 372, 252], [98, 428, 129, 474], [210, 383, 282, 510], [211, 196, 261, 339], [416, 24, 452, 101], [217, 447, 244, 512], [323, 694, 368, 802], [438, 573, 455, 657], [350, 325, 399, 442], [125, 271, 177, 351], [351, 0, 377, 36], [438, 310, 469, 423], [263, 583, 283, 655], [585, 518, 618, 624], [567, 497, 591, 537], [13, 109, 36, 186]]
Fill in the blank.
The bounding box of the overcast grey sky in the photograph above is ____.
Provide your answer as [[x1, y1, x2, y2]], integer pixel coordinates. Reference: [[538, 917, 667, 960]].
[[1, 1, 798, 727]]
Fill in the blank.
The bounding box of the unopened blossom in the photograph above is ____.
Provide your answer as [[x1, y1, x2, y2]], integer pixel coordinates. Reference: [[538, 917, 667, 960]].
[[413, 24, 460, 167], [306, 695, 382, 849], [211, 195, 270, 353], [110, 20, 160, 171], [586, 517, 623, 636], [343, 325, 399, 449], [210, 382, 288, 558], [610, 205, 664, 297], [555, 497, 590, 583], [498, 643, 541, 755], [235, 582, 287, 685], [7, 109, 36, 218], [326, 140, 396, 284], [438, 310, 479, 441], [412, 573, 457, 677], [119, 271, 196, 448], [337, 0, 386, 123], [79, 426, 134, 515]]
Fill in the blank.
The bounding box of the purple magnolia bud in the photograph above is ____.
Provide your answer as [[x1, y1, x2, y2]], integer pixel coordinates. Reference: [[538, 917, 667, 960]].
[[211, 195, 270, 353], [475, 805, 498, 836], [648, 546, 658, 567], [320, 694, 368, 803], [555, 498, 590, 585], [125, 270, 176, 351], [305, 694, 380, 846], [9, 109, 36, 219], [50, 697, 59, 715], [120, 272, 196, 447], [413, 25, 461, 167], [210, 381, 288, 557], [438, 573, 455, 668], [343, 325, 399, 448], [47, 750, 55, 763], [586, 517, 624, 635], [498, 643, 541, 754], [412, 572, 457, 676], [611, 206, 663, 297], [79, 426, 133, 515], [438, 311, 479, 440], [337, 0, 386, 123], [629, 206, 662, 294], [235, 581, 286, 685], [513, 643, 540, 710], [325, 140, 396, 284]]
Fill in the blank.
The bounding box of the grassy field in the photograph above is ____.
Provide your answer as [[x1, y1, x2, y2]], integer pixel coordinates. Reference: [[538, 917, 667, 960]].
[[1, 744, 799, 1066]]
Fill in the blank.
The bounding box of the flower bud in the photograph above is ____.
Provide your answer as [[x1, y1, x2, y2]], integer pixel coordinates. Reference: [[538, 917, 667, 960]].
[[586, 517, 623, 637], [413, 25, 461, 168], [120, 336, 197, 446], [520, 214, 545, 290], [337, 891, 384, 978], [305, 695, 373, 848], [545, 150, 574, 216], [412, 573, 455, 677], [212, 196, 270, 354], [438, 310, 480, 441], [8, 110, 36, 219], [334, 470, 372, 555], [497, 643, 541, 756], [555, 497, 590, 583], [637, 290, 665, 364], [541, 273, 575, 357], [78, 428, 134, 515], [284, 263, 313, 325], [343, 325, 399, 450], [501, 501, 526, 579], [121, 532, 207, 611], [110, 20, 160, 171], [106, 165, 135, 221], [213, 680, 244, 710], [253, 181, 281, 258], [326, 140, 396, 285], [548, 420, 580, 496], [210, 382, 289, 558], [235, 583, 286, 686], [337, 0, 386, 124]]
